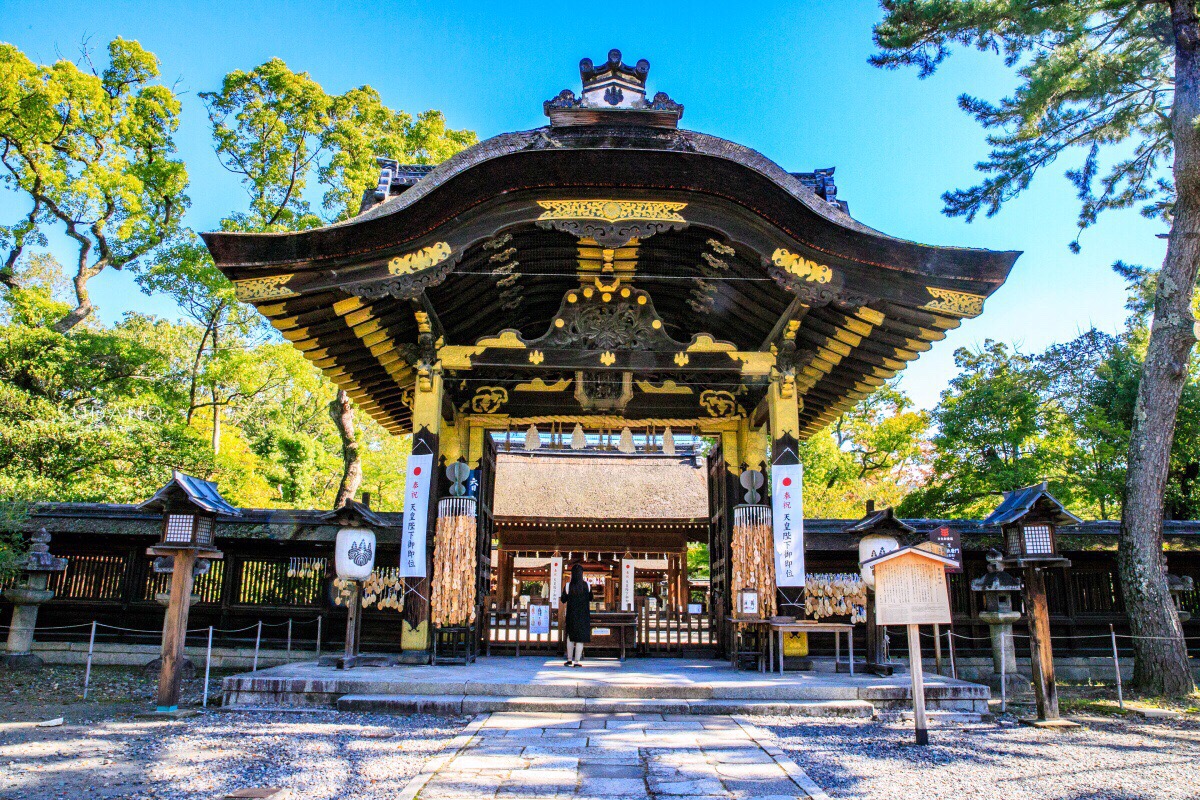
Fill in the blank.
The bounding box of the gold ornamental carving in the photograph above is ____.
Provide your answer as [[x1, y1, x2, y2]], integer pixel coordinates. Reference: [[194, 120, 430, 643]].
[[468, 387, 508, 414], [536, 200, 687, 224], [234, 274, 298, 302], [388, 242, 453, 276], [922, 287, 986, 318], [700, 389, 741, 418], [770, 249, 833, 284], [635, 379, 692, 395], [514, 377, 572, 392]]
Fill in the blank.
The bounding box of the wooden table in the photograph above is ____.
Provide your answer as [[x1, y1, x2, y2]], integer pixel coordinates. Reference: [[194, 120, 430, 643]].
[[726, 617, 773, 671], [769, 621, 856, 676]]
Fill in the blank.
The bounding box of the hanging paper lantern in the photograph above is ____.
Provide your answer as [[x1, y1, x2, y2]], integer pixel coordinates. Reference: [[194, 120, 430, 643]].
[[335, 527, 376, 581], [662, 426, 675, 456], [524, 424, 541, 450], [571, 423, 587, 450], [618, 427, 635, 453]]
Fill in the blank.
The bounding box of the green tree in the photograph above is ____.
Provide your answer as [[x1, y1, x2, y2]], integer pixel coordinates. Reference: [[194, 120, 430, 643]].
[[800, 384, 930, 517], [185, 57, 474, 505], [873, 0, 1196, 694], [0, 39, 188, 333], [899, 341, 1072, 518]]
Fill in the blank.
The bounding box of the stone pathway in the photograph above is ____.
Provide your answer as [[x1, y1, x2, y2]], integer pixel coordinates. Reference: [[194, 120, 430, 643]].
[[405, 711, 825, 800]]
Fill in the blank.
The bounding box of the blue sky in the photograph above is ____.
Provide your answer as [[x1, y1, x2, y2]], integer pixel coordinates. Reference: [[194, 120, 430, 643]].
[[3, 0, 1166, 409]]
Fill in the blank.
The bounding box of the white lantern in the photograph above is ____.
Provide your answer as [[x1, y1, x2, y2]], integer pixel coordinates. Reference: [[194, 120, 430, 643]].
[[858, 533, 899, 589], [335, 527, 376, 581]]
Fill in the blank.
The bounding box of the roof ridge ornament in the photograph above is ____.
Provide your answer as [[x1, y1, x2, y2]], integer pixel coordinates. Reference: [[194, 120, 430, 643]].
[[545, 49, 683, 128]]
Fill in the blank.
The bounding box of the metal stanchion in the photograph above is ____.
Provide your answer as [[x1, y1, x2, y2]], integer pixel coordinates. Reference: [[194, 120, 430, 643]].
[[947, 628, 957, 680], [287, 618, 293, 653], [82, 621, 97, 700], [316, 616, 322, 657], [252, 620, 262, 672], [1110, 624, 1124, 710], [203, 626, 213, 708], [999, 632, 1007, 714]]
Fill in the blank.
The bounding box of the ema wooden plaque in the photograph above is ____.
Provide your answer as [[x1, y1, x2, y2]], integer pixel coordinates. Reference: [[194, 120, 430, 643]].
[[873, 552, 952, 626]]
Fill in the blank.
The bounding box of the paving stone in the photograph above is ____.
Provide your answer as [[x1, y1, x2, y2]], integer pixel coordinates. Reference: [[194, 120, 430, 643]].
[[647, 776, 729, 795], [577, 762, 645, 779]]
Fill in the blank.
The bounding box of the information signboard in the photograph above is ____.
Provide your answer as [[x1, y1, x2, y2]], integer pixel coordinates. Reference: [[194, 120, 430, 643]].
[[872, 552, 953, 626], [771, 463, 805, 586], [621, 560, 635, 610]]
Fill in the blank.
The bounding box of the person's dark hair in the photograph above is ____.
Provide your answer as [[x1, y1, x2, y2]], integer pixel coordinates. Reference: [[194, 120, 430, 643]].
[[569, 562, 587, 593]]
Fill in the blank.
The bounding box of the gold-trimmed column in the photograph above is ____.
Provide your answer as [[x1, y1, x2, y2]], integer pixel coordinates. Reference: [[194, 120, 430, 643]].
[[402, 369, 442, 653]]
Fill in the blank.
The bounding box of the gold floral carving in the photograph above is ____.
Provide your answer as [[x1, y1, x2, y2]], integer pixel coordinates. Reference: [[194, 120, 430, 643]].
[[635, 379, 692, 395], [475, 330, 527, 348], [234, 274, 297, 302], [388, 242, 452, 276], [700, 389, 741, 418], [770, 249, 833, 284], [922, 287, 986, 318], [674, 352, 689, 367], [685, 333, 737, 352], [529, 350, 545, 364], [599, 351, 616, 366], [469, 386, 508, 414], [537, 200, 687, 223], [514, 377, 572, 392]]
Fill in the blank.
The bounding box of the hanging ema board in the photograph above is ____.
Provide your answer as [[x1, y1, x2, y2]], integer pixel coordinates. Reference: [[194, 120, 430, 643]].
[[866, 544, 956, 626]]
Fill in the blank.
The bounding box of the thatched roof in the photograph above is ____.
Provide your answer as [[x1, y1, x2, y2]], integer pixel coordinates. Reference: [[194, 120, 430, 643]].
[[493, 453, 709, 521]]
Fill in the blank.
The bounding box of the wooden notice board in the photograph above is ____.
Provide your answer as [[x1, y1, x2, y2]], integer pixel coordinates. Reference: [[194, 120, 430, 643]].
[[872, 551, 952, 626]]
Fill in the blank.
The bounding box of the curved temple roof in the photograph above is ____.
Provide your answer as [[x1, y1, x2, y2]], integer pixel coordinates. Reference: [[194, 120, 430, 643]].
[[202, 51, 1020, 437]]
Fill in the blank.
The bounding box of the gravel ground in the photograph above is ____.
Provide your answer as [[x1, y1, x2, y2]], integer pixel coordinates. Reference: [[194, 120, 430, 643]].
[[763, 712, 1200, 800], [0, 666, 469, 800]]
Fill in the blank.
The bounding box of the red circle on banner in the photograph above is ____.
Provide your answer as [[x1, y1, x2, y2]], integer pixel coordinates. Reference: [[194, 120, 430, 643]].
[[782, 477, 792, 486], [413, 466, 422, 475]]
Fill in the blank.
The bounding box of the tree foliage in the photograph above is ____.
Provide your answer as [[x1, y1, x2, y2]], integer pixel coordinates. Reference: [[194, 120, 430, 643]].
[[0, 38, 188, 331]]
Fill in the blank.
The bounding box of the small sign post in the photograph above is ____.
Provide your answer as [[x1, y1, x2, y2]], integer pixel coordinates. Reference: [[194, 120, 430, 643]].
[[528, 603, 551, 637], [621, 560, 635, 611], [863, 544, 957, 746], [549, 556, 564, 609]]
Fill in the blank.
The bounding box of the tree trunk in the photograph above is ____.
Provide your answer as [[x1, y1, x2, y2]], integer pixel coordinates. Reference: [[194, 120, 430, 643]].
[[1116, 0, 1200, 697], [330, 389, 362, 507], [51, 268, 96, 333]]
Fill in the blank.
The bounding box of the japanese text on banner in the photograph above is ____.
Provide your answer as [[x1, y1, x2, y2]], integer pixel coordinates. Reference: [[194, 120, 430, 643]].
[[398, 453, 433, 577], [772, 463, 805, 587]]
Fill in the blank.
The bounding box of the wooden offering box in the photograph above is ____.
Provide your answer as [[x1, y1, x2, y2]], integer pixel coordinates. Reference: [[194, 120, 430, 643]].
[[589, 611, 637, 661]]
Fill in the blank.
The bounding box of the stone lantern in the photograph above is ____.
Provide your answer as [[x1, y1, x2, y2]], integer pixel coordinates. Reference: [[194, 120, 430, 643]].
[[1, 529, 67, 671], [1167, 573, 1194, 624], [970, 549, 1030, 695], [984, 481, 1079, 725]]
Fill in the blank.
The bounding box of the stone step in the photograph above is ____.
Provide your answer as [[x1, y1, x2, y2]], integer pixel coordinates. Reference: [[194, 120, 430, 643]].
[[334, 693, 876, 717]]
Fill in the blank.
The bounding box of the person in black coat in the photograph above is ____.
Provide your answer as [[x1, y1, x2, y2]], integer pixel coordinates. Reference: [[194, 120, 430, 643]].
[[561, 563, 592, 667]]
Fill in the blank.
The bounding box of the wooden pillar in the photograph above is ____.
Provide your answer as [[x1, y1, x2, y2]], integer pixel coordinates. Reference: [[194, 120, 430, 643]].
[[497, 549, 514, 606], [155, 549, 197, 713], [666, 555, 678, 612], [1023, 565, 1061, 720], [403, 368, 442, 653]]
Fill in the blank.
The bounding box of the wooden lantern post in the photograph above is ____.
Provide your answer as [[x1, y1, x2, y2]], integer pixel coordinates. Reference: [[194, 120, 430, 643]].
[[849, 502, 911, 676], [321, 499, 382, 670], [984, 482, 1080, 727], [138, 472, 235, 715], [862, 543, 958, 746]]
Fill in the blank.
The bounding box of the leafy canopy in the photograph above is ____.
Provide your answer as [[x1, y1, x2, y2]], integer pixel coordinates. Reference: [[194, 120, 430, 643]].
[[873, 2, 1176, 248], [0, 38, 188, 329]]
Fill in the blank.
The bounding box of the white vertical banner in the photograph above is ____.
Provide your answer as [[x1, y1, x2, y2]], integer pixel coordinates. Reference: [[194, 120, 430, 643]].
[[621, 560, 635, 610], [772, 463, 805, 586], [549, 556, 564, 609], [399, 453, 434, 577]]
